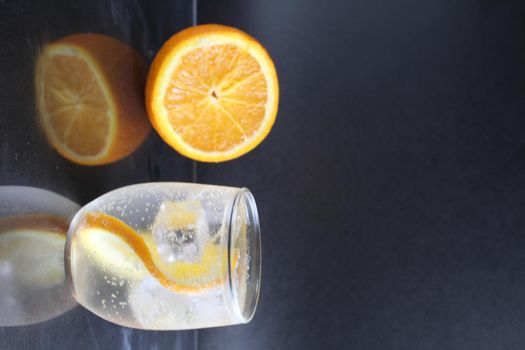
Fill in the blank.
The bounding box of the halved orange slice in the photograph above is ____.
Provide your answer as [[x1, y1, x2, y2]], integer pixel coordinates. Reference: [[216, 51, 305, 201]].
[[36, 33, 150, 165], [146, 24, 279, 162]]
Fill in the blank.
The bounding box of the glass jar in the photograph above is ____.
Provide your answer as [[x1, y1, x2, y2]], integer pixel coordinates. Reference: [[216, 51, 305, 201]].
[[65, 182, 261, 330]]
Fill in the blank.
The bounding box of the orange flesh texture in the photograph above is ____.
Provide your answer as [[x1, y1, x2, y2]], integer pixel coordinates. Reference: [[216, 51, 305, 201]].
[[146, 24, 279, 162], [42, 54, 110, 156], [164, 43, 268, 152]]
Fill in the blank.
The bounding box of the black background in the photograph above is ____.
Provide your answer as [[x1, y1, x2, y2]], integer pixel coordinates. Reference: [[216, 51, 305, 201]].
[[198, 0, 525, 349], [2, 0, 525, 349]]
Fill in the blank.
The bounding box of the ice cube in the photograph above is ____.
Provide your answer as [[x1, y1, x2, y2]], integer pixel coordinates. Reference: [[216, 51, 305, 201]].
[[151, 201, 209, 263], [129, 276, 229, 330], [129, 276, 193, 329], [190, 189, 231, 238]]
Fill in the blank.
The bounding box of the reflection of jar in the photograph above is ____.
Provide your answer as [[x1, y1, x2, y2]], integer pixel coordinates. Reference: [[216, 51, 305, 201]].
[[0, 186, 79, 326], [66, 182, 261, 330]]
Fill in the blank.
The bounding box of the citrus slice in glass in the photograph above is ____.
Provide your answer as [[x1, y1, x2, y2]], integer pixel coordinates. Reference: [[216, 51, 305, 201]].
[[76, 211, 233, 292], [76, 226, 148, 283]]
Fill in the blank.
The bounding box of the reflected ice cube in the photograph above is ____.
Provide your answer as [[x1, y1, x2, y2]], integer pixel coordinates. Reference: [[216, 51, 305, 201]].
[[151, 201, 209, 263], [0, 275, 25, 325]]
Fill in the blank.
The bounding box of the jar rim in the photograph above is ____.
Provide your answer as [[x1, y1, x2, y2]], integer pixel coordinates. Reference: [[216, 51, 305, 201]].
[[227, 188, 261, 323]]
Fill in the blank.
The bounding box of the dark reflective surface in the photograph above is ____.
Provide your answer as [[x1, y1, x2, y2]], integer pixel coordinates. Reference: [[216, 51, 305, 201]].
[[0, 0, 194, 204], [0, 0, 197, 348]]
